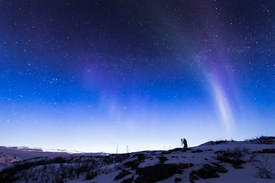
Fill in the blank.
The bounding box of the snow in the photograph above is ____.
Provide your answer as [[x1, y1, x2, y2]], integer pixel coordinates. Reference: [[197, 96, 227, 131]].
[[1, 139, 275, 182], [68, 140, 275, 183]]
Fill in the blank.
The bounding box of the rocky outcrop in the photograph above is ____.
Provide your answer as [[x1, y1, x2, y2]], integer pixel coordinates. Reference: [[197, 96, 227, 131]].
[[135, 163, 192, 183]]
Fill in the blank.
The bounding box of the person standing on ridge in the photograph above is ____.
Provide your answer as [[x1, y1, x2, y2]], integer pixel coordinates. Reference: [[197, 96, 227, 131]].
[[183, 138, 188, 149], [181, 138, 188, 149]]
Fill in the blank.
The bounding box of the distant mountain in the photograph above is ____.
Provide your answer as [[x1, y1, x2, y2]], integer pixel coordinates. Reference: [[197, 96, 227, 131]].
[[0, 153, 23, 164], [0, 146, 108, 160], [1, 136, 275, 183]]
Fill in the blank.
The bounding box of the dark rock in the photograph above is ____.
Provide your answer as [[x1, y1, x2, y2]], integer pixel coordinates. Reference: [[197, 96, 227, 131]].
[[162, 151, 172, 154], [205, 149, 213, 151], [114, 169, 132, 180], [197, 164, 220, 179], [189, 173, 199, 180], [124, 153, 147, 170], [258, 149, 275, 153], [132, 153, 146, 161], [174, 177, 182, 182], [232, 164, 244, 169], [135, 163, 190, 183], [178, 163, 191, 169], [191, 149, 203, 153], [190, 164, 227, 180], [122, 175, 134, 183], [210, 163, 228, 173], [158, 156, 168, 164], [124, 160, 143, 170]]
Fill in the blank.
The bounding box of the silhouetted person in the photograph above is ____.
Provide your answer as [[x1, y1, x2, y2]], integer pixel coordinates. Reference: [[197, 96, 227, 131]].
[[183, 138, 188, 149], [181, 138, 188, 149]]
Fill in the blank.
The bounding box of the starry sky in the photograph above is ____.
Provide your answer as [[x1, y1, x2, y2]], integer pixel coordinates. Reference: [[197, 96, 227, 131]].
[[1, 0, 275, 153]]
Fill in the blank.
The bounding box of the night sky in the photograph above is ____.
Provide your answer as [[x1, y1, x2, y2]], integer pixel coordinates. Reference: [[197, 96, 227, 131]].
[[1, 0, 275, 153]]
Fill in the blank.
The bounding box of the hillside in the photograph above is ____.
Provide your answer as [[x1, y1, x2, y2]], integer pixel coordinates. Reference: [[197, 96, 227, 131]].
[[1, 136, 275, 183]]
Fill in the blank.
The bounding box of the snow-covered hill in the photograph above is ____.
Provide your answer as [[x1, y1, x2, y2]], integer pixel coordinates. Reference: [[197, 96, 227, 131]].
[[1, 136, 275, 183]]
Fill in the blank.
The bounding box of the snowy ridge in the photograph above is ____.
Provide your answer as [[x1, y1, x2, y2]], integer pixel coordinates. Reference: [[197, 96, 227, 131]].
[[1, 137, 275, 183]]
